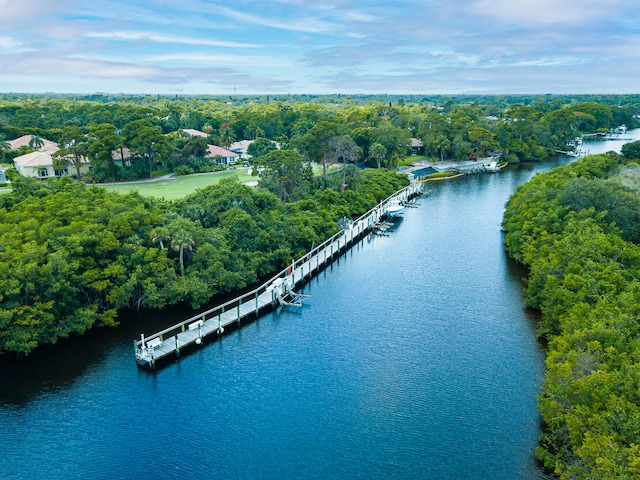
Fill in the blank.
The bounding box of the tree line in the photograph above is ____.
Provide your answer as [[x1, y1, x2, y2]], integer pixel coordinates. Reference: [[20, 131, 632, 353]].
[[502, 144, 640, 479], [1, 95, 639, 183]]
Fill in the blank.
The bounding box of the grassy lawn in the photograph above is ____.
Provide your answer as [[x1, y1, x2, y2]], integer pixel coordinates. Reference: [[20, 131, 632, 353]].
[[99, 168, 258, 200], [399, 155, 433, 166]]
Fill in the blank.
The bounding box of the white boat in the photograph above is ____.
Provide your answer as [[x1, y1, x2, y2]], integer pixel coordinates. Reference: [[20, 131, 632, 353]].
[[386, 199, 405, 217], [484, 161, 500, 172]]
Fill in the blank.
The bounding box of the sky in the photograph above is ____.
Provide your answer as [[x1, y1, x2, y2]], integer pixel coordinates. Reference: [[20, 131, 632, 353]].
[[0, 0, 638, 95]]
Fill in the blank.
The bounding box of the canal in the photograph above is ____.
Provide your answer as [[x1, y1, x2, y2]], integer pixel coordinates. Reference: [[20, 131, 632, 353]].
[[1, 131, 638, 479]]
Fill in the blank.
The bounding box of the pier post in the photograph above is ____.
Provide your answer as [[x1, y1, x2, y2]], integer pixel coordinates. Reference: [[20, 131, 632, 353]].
[[175, 335, 180, 357], [255, 292, 259, 316], [237, 299, 242, 325]]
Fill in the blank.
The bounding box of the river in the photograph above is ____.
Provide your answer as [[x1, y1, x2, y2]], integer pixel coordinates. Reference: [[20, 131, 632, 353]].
[[1, 131, 639, 479]]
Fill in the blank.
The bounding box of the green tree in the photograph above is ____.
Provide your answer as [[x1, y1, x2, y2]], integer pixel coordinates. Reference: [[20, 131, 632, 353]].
[[246, 138, 277, 160], [123, 120, 168, 178], [621, 140, 640, 160], [169, 218, 196, 277], [258, 150, 313, 202], [219, 127, 236, 148], [369, 142, 387, 169]]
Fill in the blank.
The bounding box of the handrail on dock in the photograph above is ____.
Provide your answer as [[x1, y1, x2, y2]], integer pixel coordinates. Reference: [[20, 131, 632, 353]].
[[135, 181, 423, 368]]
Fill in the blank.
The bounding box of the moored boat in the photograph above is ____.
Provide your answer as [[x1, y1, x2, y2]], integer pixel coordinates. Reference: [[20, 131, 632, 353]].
[[386, 199, 405, 217]]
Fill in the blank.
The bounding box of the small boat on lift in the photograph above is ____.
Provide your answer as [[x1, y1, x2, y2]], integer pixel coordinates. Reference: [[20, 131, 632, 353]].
[[484, 161, 500, 172], [386, 199, 405, 217]]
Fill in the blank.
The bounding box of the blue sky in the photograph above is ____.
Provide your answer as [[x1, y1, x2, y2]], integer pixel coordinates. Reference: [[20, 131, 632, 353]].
[[0, 0, 638, 95]]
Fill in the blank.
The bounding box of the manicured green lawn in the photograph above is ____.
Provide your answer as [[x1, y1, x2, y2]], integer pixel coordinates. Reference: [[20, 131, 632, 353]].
[[99, 168, 258, 200]]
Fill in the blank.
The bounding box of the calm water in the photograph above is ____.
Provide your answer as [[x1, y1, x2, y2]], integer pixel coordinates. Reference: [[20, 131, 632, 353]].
[[1, 131, 638, 480]]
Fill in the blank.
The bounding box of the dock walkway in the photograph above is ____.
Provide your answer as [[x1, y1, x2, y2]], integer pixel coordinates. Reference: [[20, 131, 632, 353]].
[[135, 182, 423, 369]]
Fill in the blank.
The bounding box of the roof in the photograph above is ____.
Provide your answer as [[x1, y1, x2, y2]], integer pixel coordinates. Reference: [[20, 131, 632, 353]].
[[8, 135, 59, 153], [206, 145, 239, 158], [228, 139, 253, 154], [181, 128, 209, 137], [112, 147, 134, 160], [411, 138, 424, 147], [14, 151, 54, 168]]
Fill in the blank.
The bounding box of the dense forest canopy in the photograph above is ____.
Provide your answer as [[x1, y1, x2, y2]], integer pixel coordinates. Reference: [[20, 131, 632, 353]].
[[1, 94, 639, 182], [502, 148, 640, 479]]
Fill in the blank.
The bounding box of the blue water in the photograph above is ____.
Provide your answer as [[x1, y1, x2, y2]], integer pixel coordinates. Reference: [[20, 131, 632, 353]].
[[2, 132, 637, 480]]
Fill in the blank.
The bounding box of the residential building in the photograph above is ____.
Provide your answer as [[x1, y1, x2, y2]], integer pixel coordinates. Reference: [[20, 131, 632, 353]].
[[206, 145, 239, 165], [13, 151, 90, 179], [410, 138, 425, 156], [228, 139, 254, 159]]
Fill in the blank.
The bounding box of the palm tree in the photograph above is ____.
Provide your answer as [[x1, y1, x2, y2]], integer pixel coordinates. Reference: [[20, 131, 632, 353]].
[[330, 136, 361, 191], [169, 220, 196, 276], [369, 143, 387, 169], [29, 135, 44, 151], [219, 127, 236, 148], [150, 226, 171, 250]]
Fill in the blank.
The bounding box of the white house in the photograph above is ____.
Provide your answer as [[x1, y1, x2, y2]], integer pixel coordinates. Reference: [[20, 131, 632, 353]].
[[228, 140, 254, 159], [13, 151, 90, 179]]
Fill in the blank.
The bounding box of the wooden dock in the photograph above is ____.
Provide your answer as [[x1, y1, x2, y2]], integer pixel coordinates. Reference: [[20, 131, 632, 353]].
[[134, 182, 423, 369]]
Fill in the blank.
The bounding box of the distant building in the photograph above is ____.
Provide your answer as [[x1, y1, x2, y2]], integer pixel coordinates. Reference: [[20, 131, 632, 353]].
[[410, 138, 424, 156], [13, 151, 90, 179], [206, 145, 240, 165], [112, 147, 133, 167], [228, 140, 254, 159], [181, 128, 209, 138], [0, 166, 6, 183]]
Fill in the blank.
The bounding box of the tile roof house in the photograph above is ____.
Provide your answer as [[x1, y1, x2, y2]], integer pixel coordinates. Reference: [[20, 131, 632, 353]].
[[206, 145, 240, 165], [13, 150, 90, 179], [9, 134, 90, 179]]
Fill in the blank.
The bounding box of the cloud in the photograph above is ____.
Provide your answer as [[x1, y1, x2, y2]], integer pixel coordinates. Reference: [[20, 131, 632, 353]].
[[468, 0, 617, 26], [0, 0, 69, 26], [0, 36, 35, 54], [85, 31, 260, 49], [209, 5, 337, 34], [146, 53, 295, 68], [0, 0, 638, 94]]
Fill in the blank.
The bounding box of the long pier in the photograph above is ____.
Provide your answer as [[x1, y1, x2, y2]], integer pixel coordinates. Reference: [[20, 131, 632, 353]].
[[134, 182, 423, 369]]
